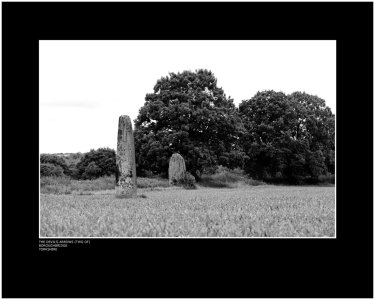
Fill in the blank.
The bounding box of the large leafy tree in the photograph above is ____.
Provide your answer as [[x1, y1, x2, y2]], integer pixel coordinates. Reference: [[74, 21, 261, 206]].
[[239, 90, 335, 183], [134, 69, 247, 179], [288, 91, 335, 176]]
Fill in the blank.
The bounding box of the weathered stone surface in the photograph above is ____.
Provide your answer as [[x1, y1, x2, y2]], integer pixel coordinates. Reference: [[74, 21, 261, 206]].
[[168, 153, 186, 185], [115, 115, 137, 198]]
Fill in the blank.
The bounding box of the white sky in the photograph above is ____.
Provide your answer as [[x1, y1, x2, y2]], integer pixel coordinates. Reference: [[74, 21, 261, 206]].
[[40, 40, 336, 154]]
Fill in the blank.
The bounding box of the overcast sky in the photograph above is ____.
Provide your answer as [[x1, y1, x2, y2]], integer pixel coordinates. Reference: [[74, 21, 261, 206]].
[[40, 40, 336, 154]]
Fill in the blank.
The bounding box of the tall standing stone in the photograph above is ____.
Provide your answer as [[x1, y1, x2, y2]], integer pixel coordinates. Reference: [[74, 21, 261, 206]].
[[168, 153, 186, 185], [115, 115, 137, 198]]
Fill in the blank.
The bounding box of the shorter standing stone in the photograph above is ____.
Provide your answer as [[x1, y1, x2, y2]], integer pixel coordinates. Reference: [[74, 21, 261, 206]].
[[168, 153, 186, 185], [115, 115, 137, 198]]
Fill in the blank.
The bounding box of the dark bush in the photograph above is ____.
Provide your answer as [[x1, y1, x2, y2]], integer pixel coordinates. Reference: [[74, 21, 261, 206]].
[[170, 171, 197, 189], [68, 163, 80, 179], [40, 154, 70, 176], [40, 163, 64, 177], [317, 173, 335, 185], [82, 162, 102, 180], [180, 172, 197, 189], [76, 148, 116, 179]]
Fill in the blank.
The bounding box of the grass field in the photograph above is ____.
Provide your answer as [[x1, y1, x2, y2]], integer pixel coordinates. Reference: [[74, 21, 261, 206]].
[[40, 184, 335, 237]]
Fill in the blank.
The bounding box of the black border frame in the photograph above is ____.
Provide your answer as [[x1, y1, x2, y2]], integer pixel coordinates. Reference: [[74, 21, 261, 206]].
[[2, 2, 373, 298]]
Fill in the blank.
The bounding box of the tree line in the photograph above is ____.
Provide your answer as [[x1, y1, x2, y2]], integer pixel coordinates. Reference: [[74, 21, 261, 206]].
[[40, 69, 335, 184]]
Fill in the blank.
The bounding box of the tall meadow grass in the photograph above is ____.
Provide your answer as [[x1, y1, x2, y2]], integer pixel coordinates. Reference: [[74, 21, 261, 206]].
[[40, 175, 170, 194], [199, 166, 264, 188]]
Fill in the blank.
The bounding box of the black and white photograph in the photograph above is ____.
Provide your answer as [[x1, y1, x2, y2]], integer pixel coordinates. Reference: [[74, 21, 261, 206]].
[[2, 2, 373, 298], [39, 40, 336, 238]]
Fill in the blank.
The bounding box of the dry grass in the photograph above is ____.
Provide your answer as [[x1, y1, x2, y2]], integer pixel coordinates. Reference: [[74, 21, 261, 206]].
[[40, 185, 335, 237]]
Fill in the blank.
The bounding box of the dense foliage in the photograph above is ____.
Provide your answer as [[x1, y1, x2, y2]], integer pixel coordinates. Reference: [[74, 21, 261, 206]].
[[40, 71, 335, 186], [134, 69, 247, 179], [76, 148, 116, 180], [40, 154, 70, 176], [40, 163, 65, 177], [64, 152, 84, 179], [239, 90, 335, 183]]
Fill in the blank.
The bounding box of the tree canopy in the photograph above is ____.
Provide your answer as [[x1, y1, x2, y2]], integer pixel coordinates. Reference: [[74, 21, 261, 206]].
[[134, 69, 247, 179], [239, 90, 335, 183], [40, 71, 335, 186]]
